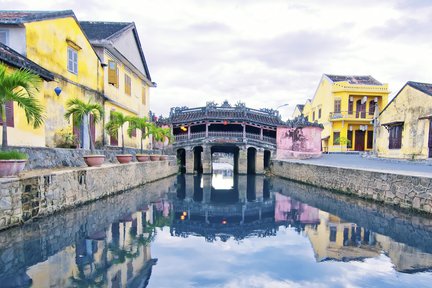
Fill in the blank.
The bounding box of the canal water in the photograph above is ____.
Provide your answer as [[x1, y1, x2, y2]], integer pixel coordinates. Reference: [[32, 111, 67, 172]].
[[1, 171, 432, 287]]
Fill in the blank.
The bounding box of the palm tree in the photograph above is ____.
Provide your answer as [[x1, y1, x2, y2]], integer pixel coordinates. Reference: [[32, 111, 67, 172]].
[[105, 111, 130, 154], [64, 98, 103, 154], [127, 116, 151, 154], [151, 125, 174, 154], [0, 63, 44, 149]]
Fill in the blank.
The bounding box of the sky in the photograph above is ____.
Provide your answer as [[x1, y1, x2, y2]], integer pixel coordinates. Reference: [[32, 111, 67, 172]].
[[1, 0, 431, 119]]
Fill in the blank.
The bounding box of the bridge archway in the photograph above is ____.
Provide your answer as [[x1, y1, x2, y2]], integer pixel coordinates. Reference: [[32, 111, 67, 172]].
[[264, 150, 271, 170], [211, 145, 239, 174], [177, 148, 186, 173], [247, 147, 257, 174], [193, 146, 203, 173]]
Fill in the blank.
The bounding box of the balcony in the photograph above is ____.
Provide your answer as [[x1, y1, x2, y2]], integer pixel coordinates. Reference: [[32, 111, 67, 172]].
[[174, 131, 276, 145], [329, 111, 374, 122]]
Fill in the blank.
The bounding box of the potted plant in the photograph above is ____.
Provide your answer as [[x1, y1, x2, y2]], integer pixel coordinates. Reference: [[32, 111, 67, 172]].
[[0, 64, 44, 177], [128, 116, 152, 162], [153, 125, 174, 160], [106, 111, 132, 164], [64, 98, 105, 167]]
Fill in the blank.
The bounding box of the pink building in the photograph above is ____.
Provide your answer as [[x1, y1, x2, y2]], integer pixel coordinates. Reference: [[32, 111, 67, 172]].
[[276, 126, 323, 159]]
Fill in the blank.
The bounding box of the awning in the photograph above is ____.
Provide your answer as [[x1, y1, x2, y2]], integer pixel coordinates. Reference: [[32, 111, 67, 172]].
[[381, 121, 404, 127], [321, 136, 330, 140], [419, 114, 432, 120]]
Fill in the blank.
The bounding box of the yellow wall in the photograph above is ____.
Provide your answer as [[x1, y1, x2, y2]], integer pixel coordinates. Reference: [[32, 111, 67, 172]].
[[103, 52, 150, 149], [304, 76, 389, 152], [377, 85, 432, 159], [23, 17, 104, 147]]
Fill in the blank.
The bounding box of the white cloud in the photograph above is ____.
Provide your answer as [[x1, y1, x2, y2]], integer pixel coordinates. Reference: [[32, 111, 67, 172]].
[[1, 0, 431, 119]]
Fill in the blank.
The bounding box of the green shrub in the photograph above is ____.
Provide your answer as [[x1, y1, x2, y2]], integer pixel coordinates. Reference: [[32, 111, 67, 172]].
[[0, 150, 28, 160]]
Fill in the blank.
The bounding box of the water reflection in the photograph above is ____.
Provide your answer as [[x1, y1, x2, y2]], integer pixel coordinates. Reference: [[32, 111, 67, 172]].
[[1, 173, 432, 287]]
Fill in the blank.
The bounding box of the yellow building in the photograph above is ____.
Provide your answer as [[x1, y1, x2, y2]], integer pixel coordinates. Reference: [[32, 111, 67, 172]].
[[80, 21, 155, 149], [377, 81, 432, 160], [291, 104, 305, 119], [0, 10, 104, 148], [304, 74, 389, 153], [0, 42, 54, 147]]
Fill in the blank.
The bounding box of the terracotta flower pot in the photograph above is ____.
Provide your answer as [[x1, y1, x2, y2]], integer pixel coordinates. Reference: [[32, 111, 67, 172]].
[[150, 155, 160, 161], [136, 154, 150, 162], [116, 154, 133, 164], [84, 155, 105, 167], [0, 159, 26, 177], [160, 155, 168, 160]]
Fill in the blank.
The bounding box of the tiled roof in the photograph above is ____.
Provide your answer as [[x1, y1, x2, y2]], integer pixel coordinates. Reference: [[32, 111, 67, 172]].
[[325, 74, 382, 86], [0, 10, 74, 24], [80, 21, 132, 41], [296, 104, 304, 112], [0, 42, 54, 81], [407, 81, 432, 96]]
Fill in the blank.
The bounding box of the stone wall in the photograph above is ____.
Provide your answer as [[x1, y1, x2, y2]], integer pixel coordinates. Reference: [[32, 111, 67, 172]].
[[0, 160, 177, 230], [271, 160, 432, 214], [6, 146, 162, 170]]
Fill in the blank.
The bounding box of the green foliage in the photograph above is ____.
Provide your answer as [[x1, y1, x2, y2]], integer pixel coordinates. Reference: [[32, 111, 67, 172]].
[[127, 116, 151, 153], [54, 127, 76, 148], [335, 136, 351, 146], [105, 111, 131, 153], [64, 97, 103, 153], [0, 63, 44, 149], [0, 150, 28, 160]]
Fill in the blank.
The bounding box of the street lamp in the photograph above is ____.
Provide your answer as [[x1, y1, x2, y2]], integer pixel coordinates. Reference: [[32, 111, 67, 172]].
[[275, 103, 289, 110]]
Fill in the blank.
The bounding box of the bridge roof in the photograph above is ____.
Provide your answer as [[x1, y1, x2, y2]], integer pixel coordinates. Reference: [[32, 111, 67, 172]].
[[169, 101, 283, 127]]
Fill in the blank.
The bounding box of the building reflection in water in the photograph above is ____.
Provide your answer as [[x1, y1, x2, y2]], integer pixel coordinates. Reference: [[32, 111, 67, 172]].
[[172, 169, 432, 273], [22, 199, 172, 287]]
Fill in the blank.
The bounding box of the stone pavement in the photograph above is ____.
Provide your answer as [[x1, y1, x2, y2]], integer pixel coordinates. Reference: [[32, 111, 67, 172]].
[[280, 154, 432, 178]]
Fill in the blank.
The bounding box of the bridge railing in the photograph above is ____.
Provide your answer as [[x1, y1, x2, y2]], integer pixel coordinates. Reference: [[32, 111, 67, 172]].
[[174, 131, 276, 145]]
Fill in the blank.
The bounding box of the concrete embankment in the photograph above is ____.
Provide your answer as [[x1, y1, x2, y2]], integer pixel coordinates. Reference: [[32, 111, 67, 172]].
[[0, 160, 177, 231], [271, 160, 432, 214]]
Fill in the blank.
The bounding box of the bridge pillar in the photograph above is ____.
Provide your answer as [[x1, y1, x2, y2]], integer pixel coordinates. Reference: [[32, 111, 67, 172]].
[[185, 148, 194, 174], [202, 145, 212, 174], [256, 150, 264, 174], [203, 174, 212, 203], [238, 148, 248, 174]]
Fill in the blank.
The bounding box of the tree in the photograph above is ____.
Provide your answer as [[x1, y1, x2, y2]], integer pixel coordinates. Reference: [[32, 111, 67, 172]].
[[127, 116, 151, 154], [64, 98, 103, 154], [0, 63, 44, 149], [151, 124, 174, 154], [105, 111, 130, 154]]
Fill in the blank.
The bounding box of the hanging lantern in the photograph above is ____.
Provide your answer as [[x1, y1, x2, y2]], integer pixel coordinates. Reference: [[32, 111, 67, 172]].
[[223, 120, 228, 125]]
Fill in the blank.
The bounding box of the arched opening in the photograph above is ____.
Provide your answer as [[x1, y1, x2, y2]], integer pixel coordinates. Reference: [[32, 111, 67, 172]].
[[246, 175, 256, 202], [176, 174, 186, 199], [177, 148, 186, 173], [247, 147, 257, 174], [193, 174, 203, 202], [193, 146, 203, 173], [263, 150, 271, 170]]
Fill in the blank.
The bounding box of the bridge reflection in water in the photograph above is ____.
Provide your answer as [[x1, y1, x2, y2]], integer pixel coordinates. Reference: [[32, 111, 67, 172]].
[[2, 175, 432, 287], [170, 170, 432, 273]]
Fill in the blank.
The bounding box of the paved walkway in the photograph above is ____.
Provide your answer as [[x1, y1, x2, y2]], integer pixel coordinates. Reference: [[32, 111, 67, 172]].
[[281, 154, 432, 178]]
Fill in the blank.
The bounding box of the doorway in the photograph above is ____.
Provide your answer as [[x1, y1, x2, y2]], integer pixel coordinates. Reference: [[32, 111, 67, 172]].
[[355, 130, 365, 151]]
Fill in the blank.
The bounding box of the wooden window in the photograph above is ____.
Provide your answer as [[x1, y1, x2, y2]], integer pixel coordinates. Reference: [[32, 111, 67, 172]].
[[367, 130, 373, 149], [67, 47, 78, 74], [348, 100, 353, 114], [334, 99, 341, 113], [333, 131, 340, 145], [312, 111, 315, 121], [0, 101, 14, 127], [108, 60, 118, 87], [142, 85, 147, 105], [347, 130, 353, 148], [389, 124, 403, 149], [369, 100, 376, 115], [318, 108, 321, 119], [130, 128, 136, 137], [329, 226, 337, 242], [125, 74, 131, 95]]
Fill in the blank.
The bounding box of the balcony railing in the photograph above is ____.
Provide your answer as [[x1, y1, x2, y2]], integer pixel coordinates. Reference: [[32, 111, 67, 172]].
[[329, 111, 374, 121], [174, 131, 276, 145]]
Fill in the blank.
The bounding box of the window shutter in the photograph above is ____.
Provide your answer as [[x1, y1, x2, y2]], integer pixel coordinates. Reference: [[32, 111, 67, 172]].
[[5, 101, 14, 127], [367, 131, 373, 149], [108, 61, 118, 86], [348, 100, 353, 114]]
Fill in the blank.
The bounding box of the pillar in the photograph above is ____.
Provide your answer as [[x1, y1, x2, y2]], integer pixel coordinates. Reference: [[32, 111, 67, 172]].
[[238, 148, 248, 174], [202, 174, 212, 203], [202, 145, 212, 174], [185, 148, 194, 174], [256, 150, 264, 174]]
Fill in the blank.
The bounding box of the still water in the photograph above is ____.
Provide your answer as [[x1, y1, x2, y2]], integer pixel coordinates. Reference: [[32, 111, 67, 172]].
[[1, 171, 432, 288]]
